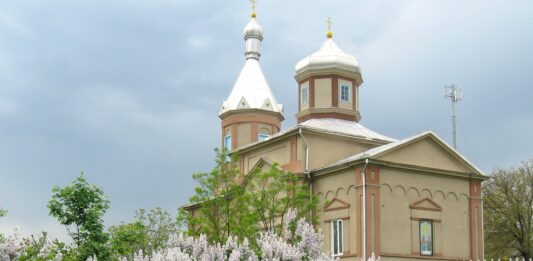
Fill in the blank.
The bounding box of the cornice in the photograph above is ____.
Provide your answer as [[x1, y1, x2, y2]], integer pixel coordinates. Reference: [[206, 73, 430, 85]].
[[219, 108, 284, 121], [312, 158, 487, 181]]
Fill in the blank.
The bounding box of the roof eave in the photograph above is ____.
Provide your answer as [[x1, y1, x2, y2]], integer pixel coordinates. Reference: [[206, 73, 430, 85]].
[[232, 125, 392, 154], [312, 158, 488, 181], [219, 108, 285, 121]]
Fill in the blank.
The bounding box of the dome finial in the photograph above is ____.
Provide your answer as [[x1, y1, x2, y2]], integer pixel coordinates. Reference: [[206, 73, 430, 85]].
[[243, 0, 263, 60], [250, 0, 257, 18], [326, 17, 333, 38]]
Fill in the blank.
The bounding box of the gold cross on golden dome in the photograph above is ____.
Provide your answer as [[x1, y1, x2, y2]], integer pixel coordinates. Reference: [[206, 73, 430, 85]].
[[326, 17, 333, 38], [250, 0, 257, 17]]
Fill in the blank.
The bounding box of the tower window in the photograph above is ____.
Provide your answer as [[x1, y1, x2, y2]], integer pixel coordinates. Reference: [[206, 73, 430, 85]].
[[301, 85, 309, 105], [223, 135, 232, 161], [339, 84, 351, 102], [258, 133, 270, 141], [331, 219, 343, 256], [224, 135, 232, 151]]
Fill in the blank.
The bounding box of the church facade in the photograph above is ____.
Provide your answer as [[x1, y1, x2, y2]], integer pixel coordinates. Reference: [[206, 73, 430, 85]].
[[211, 11, 486, 261]]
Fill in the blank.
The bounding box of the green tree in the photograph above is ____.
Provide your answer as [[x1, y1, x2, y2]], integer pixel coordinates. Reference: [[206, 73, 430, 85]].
[[135, 207, 178, 256], [48, 173, 111, 260], [109, 221, 148, 260], [109, 207, 180, 259], [185, 149, 257, 243], [245, 163, 317, 235], [183, 149, 318, 245], [483, 159, 533, 259]]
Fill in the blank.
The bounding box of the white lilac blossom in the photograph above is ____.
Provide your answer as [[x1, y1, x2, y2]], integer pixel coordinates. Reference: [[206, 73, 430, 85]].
[[1, 216, 382, 261], [0, 228, 60, 261], [282, 208, 297, 240], [104, 211, 382, 261], [0, 227, 25, 261]]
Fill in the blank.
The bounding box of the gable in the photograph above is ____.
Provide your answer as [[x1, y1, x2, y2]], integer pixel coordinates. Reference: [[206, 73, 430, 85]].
[[376, 136, 473, 173], [410, 198, 442, 212], [240, 157, 275, 186]]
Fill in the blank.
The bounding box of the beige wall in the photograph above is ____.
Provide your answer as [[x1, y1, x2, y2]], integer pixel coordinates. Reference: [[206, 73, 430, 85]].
[[242, 139, 292, 173], [306, 133, 376, 169], [240, 131, 381, 176], [314, 170, 358, 259], [311, 165, 473, 260], [338, 79, 353, 110], [223, 129, 478, 260], [378, 138, 471, 173], [380, 168, 470, 259], [315, 78, 332, 108]]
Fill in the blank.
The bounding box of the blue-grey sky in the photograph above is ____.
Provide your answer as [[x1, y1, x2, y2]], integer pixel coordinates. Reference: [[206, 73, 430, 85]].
[[0, 0, 532, 239]]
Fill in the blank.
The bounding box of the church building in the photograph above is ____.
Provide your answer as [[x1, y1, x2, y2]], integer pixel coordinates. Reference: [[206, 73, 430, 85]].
[[212, 10, 486, 261]]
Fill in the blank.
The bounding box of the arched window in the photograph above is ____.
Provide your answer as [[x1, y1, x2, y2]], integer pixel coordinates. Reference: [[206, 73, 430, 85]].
[[224, 135, 232, 151], [258, 133, 270, 141]]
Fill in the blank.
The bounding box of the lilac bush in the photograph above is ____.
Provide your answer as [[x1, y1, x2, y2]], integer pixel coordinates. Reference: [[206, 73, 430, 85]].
[[2, 211, 381, 260], [114, 209, 337, 261], [0, 227, 25, 261], [0, 228, 63, 261]]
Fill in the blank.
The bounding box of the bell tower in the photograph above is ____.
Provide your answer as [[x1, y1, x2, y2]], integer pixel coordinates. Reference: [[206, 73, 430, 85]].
[[219, 8, 284, 152], [294, 19, 363, 123]]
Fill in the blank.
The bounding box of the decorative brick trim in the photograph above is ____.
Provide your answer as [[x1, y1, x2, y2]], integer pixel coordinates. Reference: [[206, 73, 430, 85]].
[[332, 77, 339, 107], [381, 252, 468, 261], [221, 113, 281, 129], [231, 125, 238, 149], [469, 180, 483, 260], [251, 122, 258, 143], [298, 74, 357, 84], [410, 217, 442, 223], [297, 112, 359, 123]]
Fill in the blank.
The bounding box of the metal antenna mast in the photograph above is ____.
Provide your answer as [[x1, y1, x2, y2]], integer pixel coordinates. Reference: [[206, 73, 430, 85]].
[[444, 84, 462, 150]]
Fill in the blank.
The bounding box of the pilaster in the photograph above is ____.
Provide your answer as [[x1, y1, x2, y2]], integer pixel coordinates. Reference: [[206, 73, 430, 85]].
[[355, 166, 381, 259]]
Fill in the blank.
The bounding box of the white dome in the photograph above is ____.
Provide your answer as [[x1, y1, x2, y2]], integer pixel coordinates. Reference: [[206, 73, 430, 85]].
[[295, 38, 360, 76], [243, 17, 263, 38]]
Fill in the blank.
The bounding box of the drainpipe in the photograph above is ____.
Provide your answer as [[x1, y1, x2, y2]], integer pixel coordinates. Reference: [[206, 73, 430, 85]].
[[479, 177, 485, 260], [480, 187, 485, 260], [298, 128, 312, 219], [361, 158, 369, 261]]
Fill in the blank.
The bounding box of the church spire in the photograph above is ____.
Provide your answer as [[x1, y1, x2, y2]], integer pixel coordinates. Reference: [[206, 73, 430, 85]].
[[219, 5, 284, 151]]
